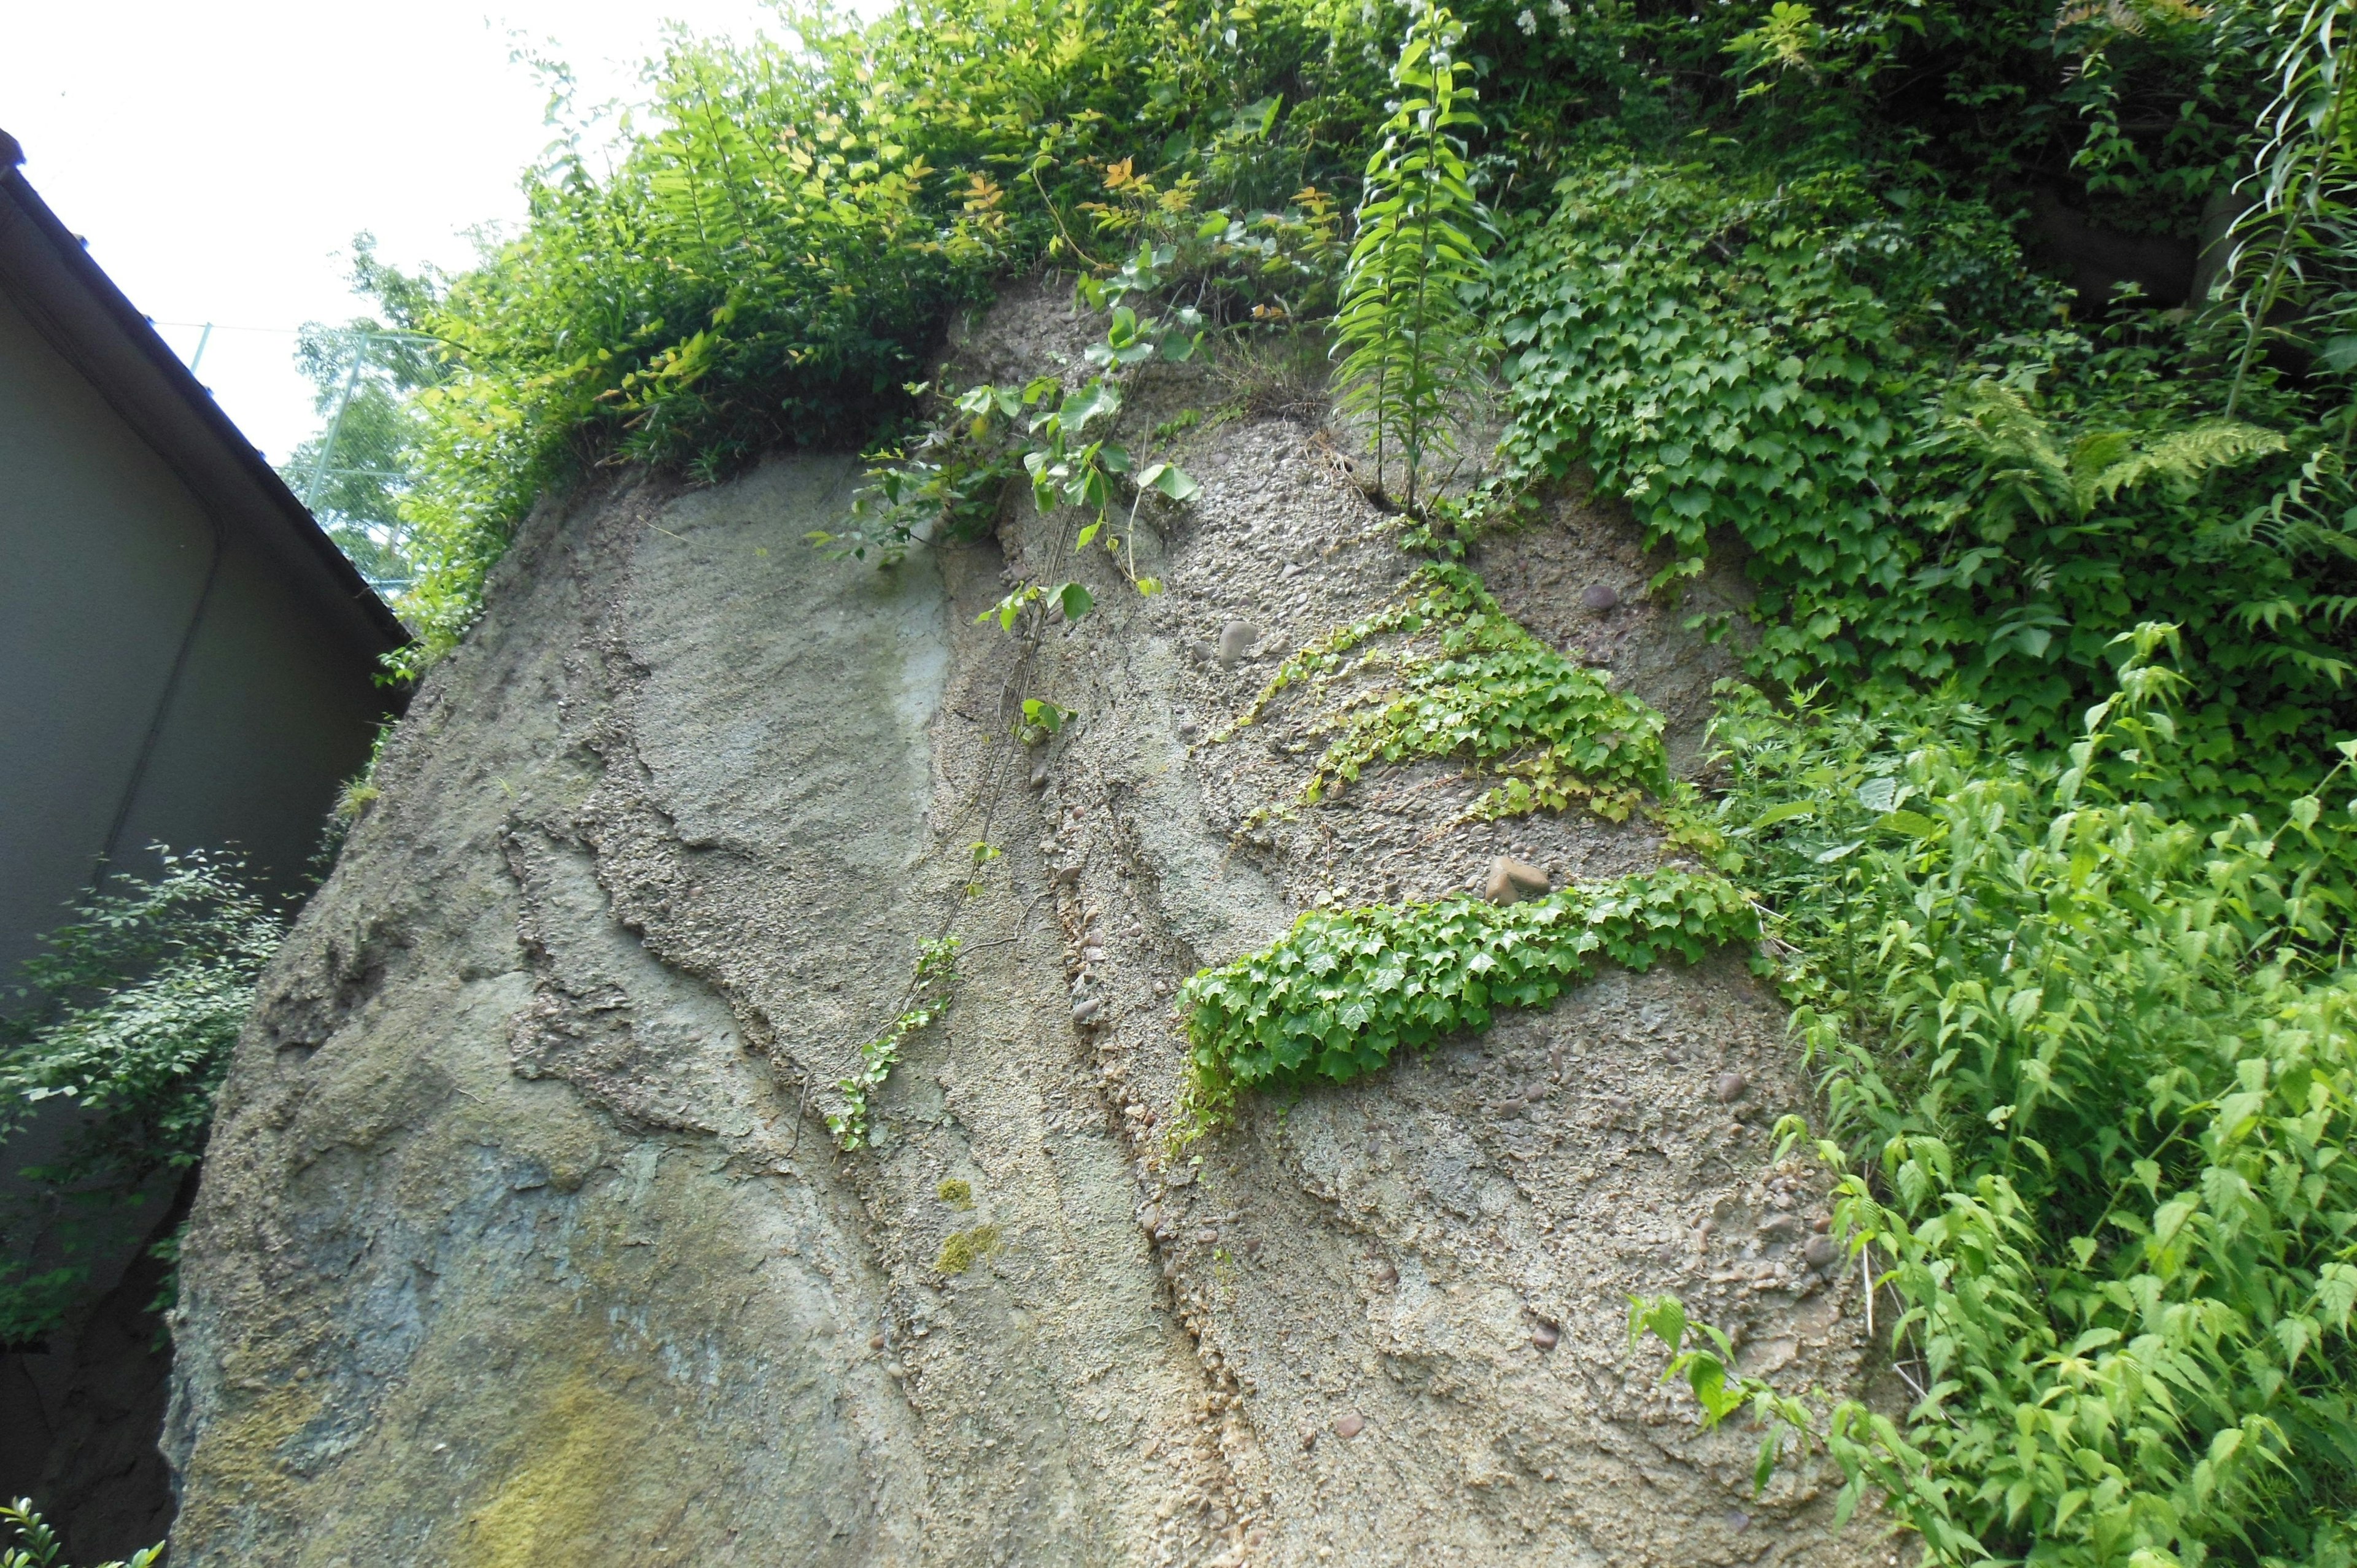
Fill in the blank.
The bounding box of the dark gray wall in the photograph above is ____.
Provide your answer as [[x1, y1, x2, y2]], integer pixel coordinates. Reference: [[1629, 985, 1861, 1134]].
[[0, 266, 398, 1560], [0, 283, 385, 975]]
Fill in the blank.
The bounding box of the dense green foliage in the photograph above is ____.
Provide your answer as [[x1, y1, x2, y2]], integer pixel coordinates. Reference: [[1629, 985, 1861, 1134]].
[[1178, 868, 1755, 1126], [383, 0, 1394, 672], [1630, 645, 2357, 1566], [1222, 560, 1670, 819], [343, 0, 2357, 1556], [1491, 161, 2357, 831], [0, 851, 284, 1340]]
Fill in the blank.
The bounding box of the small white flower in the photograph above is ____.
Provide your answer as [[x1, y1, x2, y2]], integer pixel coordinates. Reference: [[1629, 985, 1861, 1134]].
[[1516, 6, 1538, 32]]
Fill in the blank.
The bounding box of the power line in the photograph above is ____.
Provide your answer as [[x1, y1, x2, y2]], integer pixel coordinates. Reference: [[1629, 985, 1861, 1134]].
[[149, 319, 439, 339]]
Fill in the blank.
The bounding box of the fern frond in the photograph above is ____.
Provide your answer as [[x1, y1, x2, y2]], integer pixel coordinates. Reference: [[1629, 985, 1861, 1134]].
[[1932, 379, 2073, 534], [2085, 419, 2289, 506]]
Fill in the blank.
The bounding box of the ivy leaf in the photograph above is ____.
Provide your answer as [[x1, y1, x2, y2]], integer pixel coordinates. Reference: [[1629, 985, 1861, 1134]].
[[1058, 582, 1094, 622]]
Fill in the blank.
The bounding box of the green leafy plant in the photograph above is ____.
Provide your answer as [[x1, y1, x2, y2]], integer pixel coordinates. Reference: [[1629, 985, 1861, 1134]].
[[1332, 0, 1492, 516], [0, 1499, 160, 1568], [1493, 157, 2029, 653], [1927, 378, 2289, 548], [1017, 697, 1072, 746], [0, 850, 285, 1342], [2219, 0, 2357, 423], [810, 379, 1026, 568], [1494, 152, 2357, 843], [379, 0, 1397, 676], [827, 935, 960, 1152], [1220, 561, 1670, 820], [837, 240, 1213, 625], [1726, 2, 1825, 95], [1178, 867, 1756, 1131], [1634, 636, 2357, 1566]]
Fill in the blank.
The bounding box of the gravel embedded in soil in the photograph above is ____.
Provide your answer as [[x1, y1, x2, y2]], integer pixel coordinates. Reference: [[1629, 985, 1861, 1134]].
[[166, 277, 1891, 1568]]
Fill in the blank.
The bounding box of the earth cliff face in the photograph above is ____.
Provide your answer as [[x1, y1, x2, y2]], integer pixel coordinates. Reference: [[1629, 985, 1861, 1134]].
[[166, 284, 1888, 1566]]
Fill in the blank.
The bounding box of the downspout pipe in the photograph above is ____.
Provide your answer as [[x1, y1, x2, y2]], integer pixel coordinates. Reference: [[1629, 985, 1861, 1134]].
[[94, 515, 226, 888]]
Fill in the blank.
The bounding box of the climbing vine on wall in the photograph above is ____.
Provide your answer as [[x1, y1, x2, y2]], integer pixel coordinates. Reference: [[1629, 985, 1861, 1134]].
[[1177, 868, 1757, 1131], [827, 935, 959, 1152]]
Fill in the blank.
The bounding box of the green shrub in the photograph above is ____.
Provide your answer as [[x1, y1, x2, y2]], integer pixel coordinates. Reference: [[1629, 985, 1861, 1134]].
[[386, 0, 1395, 673], [1640, 639, 2357, 1566], [0, 849, 284, 1341]]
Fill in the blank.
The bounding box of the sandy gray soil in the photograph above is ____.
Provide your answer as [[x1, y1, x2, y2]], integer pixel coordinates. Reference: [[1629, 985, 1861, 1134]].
[[165, 279, 1898, 1566]]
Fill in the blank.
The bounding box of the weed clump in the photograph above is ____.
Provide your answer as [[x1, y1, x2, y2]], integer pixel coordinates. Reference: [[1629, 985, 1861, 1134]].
[[1219, 562, 1670, 822], [934, 1224, 1002, 1276]]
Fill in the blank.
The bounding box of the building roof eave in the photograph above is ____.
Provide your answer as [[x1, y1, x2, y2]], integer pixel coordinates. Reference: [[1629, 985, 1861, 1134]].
[[0, 128, 414, 665]]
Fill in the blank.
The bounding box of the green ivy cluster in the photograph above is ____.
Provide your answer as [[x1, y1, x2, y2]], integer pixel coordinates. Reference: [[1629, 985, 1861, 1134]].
[[1492, 153, 2357, 841], [1178, 868, 1756, 1127], [1490, 156, 2048, 665], [1226, 560, 1670, 820], [827, 936, 959, 1153]]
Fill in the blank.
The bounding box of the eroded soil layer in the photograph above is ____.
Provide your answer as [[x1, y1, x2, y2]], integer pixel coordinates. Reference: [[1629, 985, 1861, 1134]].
[[168, 285, 1884, 1567]]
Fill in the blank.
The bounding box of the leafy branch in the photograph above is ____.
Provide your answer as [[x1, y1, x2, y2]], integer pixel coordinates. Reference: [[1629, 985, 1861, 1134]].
[[0, 849, 285, 1341], [0, 1498, 160, 1568], [2220, 0, 2357, 422]]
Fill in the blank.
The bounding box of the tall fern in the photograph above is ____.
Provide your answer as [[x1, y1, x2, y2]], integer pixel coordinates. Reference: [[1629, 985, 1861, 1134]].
[[1332, 0, 1490, 517]]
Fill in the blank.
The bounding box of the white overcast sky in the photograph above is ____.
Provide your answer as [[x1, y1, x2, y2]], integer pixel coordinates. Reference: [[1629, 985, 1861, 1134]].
[[2, 0, 797, 466]]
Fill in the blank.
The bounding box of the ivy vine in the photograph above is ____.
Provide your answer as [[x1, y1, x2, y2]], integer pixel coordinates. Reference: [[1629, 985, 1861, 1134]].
[[1220, 560, 1670, 821], [1177, 868, 1757, 1130], [827, 935, 959, 1153]]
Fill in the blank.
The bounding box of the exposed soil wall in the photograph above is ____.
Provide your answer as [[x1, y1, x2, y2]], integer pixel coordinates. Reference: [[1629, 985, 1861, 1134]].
[[166, 284, 1889, 1566]]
